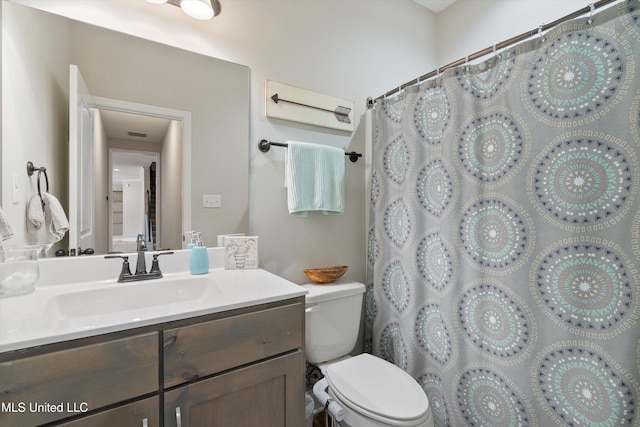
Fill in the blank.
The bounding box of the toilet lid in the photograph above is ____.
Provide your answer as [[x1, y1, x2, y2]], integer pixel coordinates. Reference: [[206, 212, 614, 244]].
[[325, 354, 429, 422]]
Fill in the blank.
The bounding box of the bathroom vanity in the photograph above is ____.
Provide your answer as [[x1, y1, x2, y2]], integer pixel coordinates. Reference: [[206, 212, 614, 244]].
[[0, 249, 306, 427]]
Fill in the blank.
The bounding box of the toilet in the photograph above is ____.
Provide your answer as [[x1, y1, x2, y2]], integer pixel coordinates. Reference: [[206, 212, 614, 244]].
[[304, 281, 434, 427]]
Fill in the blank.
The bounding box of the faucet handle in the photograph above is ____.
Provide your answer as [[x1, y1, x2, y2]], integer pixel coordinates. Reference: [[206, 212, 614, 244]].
[[104, 255, 133, 282], [150, 251, 175, 274]]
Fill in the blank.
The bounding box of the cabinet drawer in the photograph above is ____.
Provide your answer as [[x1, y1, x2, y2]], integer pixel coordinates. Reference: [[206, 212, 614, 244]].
[[55, 396, 159, 427], [164, 302, 303, 388], [164, 350, 305, 427], [0, 333, 158, 427]]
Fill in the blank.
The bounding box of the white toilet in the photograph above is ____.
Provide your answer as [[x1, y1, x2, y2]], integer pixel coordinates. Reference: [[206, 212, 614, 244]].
[[304, 280, 434, 427]]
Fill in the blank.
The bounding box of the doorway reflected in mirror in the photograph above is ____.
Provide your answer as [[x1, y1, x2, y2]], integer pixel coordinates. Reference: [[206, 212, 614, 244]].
[[97, 109, 181, 254]]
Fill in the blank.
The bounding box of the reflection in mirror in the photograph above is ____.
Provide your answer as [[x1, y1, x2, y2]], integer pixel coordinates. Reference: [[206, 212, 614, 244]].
[[91, 97, 188, 255], [1, 1, 250, 255], [100, 109, 179, 254], [111, 150, 159, 253]]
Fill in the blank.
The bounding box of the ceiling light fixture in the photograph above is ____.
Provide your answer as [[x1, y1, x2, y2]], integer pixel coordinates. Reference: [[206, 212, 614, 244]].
[[146, 0, 221, 20]]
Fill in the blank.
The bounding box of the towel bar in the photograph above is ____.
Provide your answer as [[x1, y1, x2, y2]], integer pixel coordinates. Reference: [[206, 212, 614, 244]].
[[258, 139, 362, 163]]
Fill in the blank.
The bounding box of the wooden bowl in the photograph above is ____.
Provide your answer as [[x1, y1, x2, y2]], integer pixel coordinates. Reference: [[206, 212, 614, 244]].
[[304, 265, 348, 284]]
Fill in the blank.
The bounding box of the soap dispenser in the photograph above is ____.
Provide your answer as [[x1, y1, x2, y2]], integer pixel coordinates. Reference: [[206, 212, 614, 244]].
[[190, 232, 209, 275]]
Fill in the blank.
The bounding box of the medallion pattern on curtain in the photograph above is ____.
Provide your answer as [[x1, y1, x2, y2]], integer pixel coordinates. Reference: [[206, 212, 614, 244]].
[[367, 3, 640, 426]]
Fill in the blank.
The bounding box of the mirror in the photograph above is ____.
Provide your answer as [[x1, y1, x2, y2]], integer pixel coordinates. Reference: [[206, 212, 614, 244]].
[[1, 1, 250, 255]]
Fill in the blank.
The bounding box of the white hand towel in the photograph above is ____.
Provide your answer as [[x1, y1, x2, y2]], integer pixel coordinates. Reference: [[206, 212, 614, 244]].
[[27, 194, 45, 232], [41, 192, 69, 243], [0, 206, 14, 244], [285, 141, 345, 216]]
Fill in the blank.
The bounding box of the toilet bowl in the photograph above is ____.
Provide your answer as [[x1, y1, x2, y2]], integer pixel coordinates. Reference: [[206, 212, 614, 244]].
[[303, 281, 433, 427]]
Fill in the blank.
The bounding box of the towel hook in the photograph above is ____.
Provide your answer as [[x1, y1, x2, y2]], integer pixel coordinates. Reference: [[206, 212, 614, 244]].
[[26, 161, 43, 177]]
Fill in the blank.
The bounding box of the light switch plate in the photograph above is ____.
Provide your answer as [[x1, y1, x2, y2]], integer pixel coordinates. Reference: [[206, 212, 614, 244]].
[[203, 194, 221, 208]]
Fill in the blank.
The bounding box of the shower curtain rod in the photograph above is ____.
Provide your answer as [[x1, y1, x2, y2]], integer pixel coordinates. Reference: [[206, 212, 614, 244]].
[[368, 0, 620, 107]]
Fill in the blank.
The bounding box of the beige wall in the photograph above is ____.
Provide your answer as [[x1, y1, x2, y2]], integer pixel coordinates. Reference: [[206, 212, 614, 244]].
[[244, 1, 438, 283], [437, 0, 592, 65], [93, 109, 108, 254], [161, 120, 182, 251], [1, 4, 69, 249]]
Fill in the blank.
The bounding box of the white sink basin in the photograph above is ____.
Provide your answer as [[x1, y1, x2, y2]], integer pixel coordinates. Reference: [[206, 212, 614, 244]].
[[0, 249, 309, 353], [46, 275, 219, 318]]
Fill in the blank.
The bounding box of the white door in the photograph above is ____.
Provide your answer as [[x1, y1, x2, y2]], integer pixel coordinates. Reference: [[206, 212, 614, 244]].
[[69, 64, 95, 254]]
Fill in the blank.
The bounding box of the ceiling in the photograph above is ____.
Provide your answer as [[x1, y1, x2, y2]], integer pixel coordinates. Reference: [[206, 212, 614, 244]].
[[100, 109, 169, 183], [414, 0, 457, 14], [100, 109, 170, 143]]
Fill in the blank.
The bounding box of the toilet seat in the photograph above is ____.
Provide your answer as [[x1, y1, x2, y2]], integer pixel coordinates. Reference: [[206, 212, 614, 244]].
[[325, 353, 430, 426]]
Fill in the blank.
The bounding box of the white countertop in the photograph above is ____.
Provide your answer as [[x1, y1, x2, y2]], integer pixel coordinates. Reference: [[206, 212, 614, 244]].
[[0, 248, 307, 353]]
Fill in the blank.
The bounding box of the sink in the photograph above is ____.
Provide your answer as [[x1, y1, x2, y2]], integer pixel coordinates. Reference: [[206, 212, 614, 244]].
[[46, 275, 218, 318]]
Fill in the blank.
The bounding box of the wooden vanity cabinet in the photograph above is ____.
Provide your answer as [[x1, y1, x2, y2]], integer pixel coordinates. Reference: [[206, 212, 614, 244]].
[[163, 301, 305, 427], [164, 351, 304, 427], [0, 296, 305, 427], [0, 333, 158, 427], [54, 397, 160, 427]]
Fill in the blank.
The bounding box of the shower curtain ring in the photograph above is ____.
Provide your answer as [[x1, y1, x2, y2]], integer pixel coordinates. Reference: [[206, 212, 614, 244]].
[[538, 24, 546, 43], [587, 3, 595, 25]]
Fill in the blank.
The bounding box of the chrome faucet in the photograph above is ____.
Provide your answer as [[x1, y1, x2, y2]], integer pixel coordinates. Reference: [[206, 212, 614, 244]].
[[105, 250, 174, 283]]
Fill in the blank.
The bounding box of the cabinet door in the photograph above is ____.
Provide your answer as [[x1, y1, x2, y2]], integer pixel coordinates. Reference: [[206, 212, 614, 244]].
[[54, 397, 159, 427], [164, 350, 305, 427], [0, 333, 158, 427], [164, 302, 303, 388]]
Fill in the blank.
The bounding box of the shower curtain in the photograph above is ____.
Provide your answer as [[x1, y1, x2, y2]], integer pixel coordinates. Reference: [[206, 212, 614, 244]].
[[366, 2, 640, 426]]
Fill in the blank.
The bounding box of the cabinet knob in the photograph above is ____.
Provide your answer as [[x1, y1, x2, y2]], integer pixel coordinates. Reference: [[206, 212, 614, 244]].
[[175, 407, 182, 427]]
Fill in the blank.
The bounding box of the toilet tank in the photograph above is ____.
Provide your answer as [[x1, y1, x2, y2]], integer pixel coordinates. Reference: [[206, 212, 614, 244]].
[[302, 281, 365, 364]]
